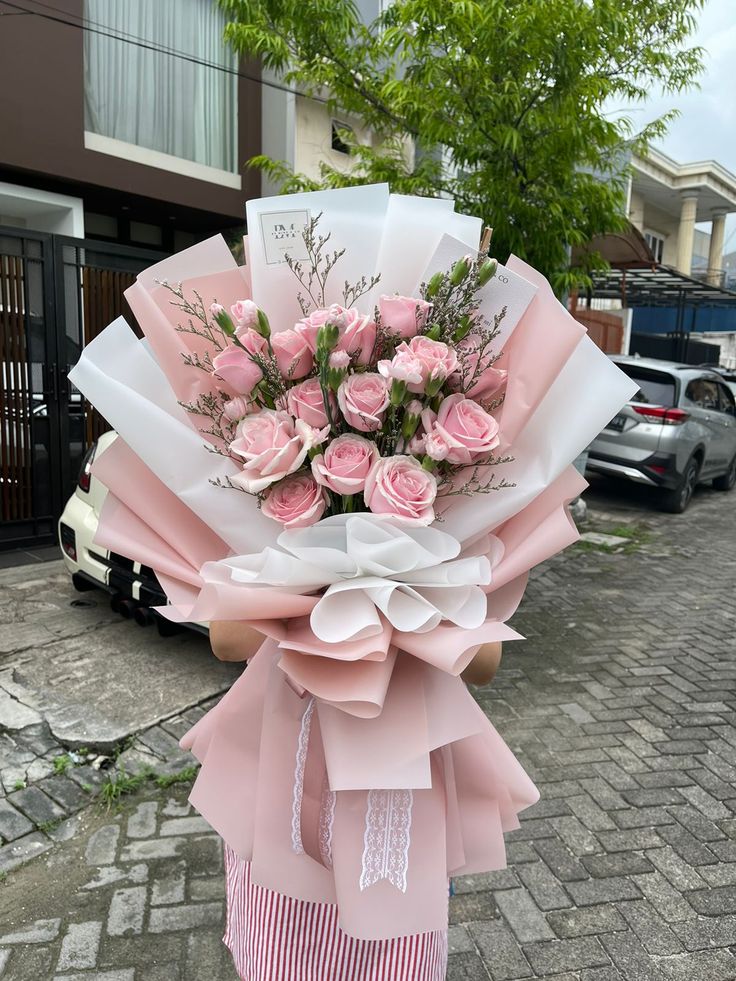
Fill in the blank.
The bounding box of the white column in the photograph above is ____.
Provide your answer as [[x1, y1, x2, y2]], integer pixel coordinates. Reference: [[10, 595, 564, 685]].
[[676, 193, 699, 276], [707, 209, 728, 286]]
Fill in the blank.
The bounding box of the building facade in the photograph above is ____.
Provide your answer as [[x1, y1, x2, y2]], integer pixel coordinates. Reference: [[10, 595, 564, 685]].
[[628, 148, 736, 286]]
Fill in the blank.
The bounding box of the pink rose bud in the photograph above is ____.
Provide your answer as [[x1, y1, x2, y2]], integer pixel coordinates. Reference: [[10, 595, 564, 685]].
[[229, 410, 318, 493], [423, 393, 500, 465], [364, 455, 437, 525], [261, 473, 327, 529], [425, 429, 450, 461], [223, 396, 253, 422], [271, 329, 313, 380], [212, 346, 262, 395], [287, 377, 336, 429], [379, 295, 432, 339], [337, 373, 390, 432], [210, 303, 225, 318], [311, 433, 379, 496], [336, 313, 376, 366], [231, 299, 259, 332], [238, 328, 268, 357], [329, 350, 350, 369]]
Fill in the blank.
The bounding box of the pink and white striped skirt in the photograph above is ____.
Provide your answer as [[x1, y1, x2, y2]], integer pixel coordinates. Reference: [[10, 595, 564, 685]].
[[223, 846, 448, 980]]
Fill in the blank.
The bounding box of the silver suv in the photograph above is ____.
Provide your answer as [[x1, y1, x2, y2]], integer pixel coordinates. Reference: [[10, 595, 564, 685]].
[[587, 357, 736, 513]]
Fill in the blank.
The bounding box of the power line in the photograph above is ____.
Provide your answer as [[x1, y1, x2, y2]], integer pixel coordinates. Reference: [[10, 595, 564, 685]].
[[0, 0, 331, 108]]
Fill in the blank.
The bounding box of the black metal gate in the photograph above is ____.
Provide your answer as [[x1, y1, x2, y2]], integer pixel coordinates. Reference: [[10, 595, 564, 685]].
[[0, 228, 165, 550]]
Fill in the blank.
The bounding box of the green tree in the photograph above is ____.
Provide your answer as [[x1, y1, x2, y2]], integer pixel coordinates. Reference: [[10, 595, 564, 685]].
[[219, 0, 704, 290]]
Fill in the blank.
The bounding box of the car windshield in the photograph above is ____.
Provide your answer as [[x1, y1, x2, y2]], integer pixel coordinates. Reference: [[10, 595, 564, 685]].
[[616, 365, 676, 407]]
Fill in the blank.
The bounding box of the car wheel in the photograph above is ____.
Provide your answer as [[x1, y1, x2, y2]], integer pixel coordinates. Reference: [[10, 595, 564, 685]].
[[659, 456, 700, 514], [713, 454, 736, 492]]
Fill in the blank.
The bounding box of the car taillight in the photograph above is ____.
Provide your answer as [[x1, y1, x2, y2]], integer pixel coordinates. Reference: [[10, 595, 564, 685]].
[[59, 522, 77, 561], [631, 405, 690, 426], [78, 442, 97, 493]]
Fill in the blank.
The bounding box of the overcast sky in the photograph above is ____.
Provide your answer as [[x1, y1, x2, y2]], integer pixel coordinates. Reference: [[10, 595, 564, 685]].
[[627, 0, 736, 251]]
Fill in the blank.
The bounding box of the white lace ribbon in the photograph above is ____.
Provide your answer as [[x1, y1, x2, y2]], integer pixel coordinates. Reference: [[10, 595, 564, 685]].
[[359, 789, 413, 893], [318, 776, 336, 869], [291, 697, 315, 855]]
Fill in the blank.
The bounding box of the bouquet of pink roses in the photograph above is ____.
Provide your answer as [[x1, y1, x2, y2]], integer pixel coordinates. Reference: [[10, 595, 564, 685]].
[[182, 219, 511, 533], [70, 185, 636, 941]]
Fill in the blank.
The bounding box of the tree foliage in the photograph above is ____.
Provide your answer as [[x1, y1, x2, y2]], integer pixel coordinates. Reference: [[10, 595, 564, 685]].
[[219, 0, 705, 290]]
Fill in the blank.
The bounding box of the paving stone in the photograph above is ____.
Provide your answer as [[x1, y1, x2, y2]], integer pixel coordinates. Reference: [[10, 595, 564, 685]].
[[523, 937, 610, 974], [598, 930, 662, 981], [159, 816, 210, 836], [148, 903, 223, 933], [151, 861, 187, 906], [0, 918, 61, 944], [467, 920, 532, 980], [495, 888, 555, 943], [126, 801, 158, 839], [446, 951, 494, 980], [517, 861, 573, 911], [106, 887, 147, 937], [685, 885, 736, 916], [581, 852, 654, 878], [658, 949, 736, 981], [85, 825, 120, 867], [448, 924, 476, 955], [616, 900, 683, 955], [566, 876, 641, 907], [119, 837, 185, 862], [6, 785, 65, 825], [0, 830, 53, 873], [0, 798, 33, 842], [39, 775, 91, 813], [546, 905, 626, 939], [56, 921, 103, 971]]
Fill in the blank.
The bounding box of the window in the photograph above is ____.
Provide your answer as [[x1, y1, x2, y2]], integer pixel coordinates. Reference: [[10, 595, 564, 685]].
[[644, 231, 665, 264], [685, 378, 720, 410], [618, 366, 676, 407], [331, 121, 354, 155], [84, 0, 238, 175], [717, 383, 736, 417]]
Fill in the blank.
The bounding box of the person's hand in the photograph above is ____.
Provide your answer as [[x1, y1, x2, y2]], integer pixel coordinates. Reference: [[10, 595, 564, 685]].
[[461, 642, 502, 686], [209, 621, 267, 662]]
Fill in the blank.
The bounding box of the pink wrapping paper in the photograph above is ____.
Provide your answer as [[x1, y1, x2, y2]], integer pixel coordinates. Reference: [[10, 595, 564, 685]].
[[68, 188, 639, 940]]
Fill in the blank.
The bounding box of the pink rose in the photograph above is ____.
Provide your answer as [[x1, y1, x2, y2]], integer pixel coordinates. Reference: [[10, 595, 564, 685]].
[[294, 304, 346, 353], [364, 455, 437, 525], [377, 348, 423, 388], [287, 378, 336, 429], [311, 434, 379, 495], [238, 329, 268, 357], [231, 299, 259, 334], [453, 336, 508, 401], [229, 410, 318, 493], [272, 329, 313, 380], [212, 346, 262, 396], [337, 373, 389, 432], [396, 336, 459, 394], [336, 313, 377, 365], [223, 395, 254, 422], [379, 295, 432, 338], [422, 393, 500, 466], [261, 473, 327, 529]]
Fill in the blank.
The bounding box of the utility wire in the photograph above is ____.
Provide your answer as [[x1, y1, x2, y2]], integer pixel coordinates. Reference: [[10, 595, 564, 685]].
[[0, 0, 332, 108]]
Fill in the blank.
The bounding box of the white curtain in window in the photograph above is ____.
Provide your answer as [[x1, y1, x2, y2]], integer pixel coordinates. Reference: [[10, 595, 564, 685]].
[[84, 0, 238, 173]]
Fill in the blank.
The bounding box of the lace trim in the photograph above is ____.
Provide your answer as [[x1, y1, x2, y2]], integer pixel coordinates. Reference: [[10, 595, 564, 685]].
[[318, 775, 336, 869], [290, 697, 315, 854], [359, 789, 413, 893]]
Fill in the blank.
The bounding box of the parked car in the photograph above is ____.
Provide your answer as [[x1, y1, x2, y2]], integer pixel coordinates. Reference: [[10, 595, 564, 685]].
[[587, 357, 736, 513], [58, 432, 196, 635]]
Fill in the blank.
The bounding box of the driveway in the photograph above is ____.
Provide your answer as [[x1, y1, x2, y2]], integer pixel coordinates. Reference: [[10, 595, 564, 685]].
[[1, 475, 736, 980]]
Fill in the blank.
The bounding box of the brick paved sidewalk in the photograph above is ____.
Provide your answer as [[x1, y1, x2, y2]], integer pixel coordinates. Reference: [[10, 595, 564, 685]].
[[1, 476, 735, 980]]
